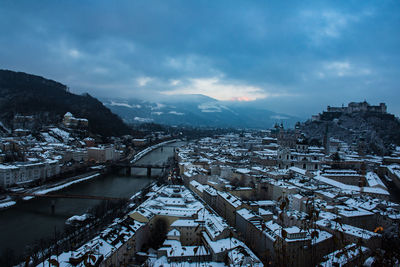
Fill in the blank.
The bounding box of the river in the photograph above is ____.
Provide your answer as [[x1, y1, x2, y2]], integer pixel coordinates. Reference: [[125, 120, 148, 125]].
[[0, 141, 183, 258]]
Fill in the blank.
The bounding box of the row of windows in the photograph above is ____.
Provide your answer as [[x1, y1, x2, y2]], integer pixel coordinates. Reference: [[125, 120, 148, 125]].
[[279, 155, 319, 161], [278, 163, 319, 169]]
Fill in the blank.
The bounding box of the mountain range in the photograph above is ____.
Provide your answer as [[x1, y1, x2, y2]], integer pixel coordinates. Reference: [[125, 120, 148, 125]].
[[1, 68, 399, 153], [102, 94, 300, 129], [0, 69, 300, 137]]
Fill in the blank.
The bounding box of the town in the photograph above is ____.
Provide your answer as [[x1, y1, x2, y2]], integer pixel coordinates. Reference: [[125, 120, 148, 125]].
[[2, 103, 397, 266], [0, 112, 176, 208], [2, 1, 400, 266]]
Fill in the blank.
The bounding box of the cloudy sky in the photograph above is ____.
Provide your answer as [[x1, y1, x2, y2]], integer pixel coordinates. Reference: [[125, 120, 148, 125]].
[[1, 1, 399, 117]]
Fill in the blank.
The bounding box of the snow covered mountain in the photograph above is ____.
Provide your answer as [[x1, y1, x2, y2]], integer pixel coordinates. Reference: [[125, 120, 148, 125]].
[[102, 95, 300, 129]]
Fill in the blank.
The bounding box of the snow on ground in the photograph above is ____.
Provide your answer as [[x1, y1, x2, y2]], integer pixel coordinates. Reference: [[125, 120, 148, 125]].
[[134, 117, 154, 123], [41, 132, 59, 143], [23, 173, 100, 200], [49, 128, 71, 143], [130, 190, 143, 200], [270, 115, 289, 120], [109, 101, 134, 108], [169, 111, 184, 115], [151, 103, 165, 110], [130, 139, 177, 163], [198, 102, 223, 113], [66, 213, 92, 224], [0, 200, 16, 209]]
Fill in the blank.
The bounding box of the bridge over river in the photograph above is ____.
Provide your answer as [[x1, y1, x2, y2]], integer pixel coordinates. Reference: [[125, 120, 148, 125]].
[[0, 140, 185, 260], [116, 161, 172, 177]]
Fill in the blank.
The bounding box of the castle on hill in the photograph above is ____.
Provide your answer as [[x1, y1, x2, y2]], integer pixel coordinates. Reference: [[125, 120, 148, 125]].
[[327, 101, 386, 114], [312, 101, 387, 121]]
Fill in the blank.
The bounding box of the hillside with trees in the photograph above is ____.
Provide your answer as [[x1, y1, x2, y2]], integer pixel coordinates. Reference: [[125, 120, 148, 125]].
[[0, 69, 131, 137], [300, 110, 400, 155]]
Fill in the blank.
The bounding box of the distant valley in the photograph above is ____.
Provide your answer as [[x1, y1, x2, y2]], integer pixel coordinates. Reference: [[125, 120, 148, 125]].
[[102, 95, 300, 129]]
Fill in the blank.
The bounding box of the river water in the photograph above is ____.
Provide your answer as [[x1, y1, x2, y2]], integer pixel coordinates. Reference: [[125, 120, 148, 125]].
[[0, 141, 183, 257]]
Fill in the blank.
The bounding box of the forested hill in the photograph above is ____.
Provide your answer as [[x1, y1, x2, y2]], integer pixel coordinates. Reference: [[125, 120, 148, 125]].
[[0, 69, 131, 136]]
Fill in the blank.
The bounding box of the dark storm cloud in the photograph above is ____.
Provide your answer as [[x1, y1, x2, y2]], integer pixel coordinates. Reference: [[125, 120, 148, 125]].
[[0, 0, 399, 116]]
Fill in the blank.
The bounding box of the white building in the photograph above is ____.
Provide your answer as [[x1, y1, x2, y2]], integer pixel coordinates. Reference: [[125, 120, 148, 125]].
[[88, 145, 120, 163], [0, 159, 61, 188]]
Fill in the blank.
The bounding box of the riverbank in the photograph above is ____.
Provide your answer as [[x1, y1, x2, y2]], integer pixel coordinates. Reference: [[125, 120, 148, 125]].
[[0, 140, 181, 266], [0, 140, 179, 210], [0, 172, 101, 210], [130, 139, 178, 163], [22, 173, 101, 201], [0, 199, 16, 209], [18, 181, 158, 267]]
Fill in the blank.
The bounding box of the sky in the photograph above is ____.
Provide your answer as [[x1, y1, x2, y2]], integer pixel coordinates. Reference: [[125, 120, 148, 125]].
[[0, 0, 399, 117]]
